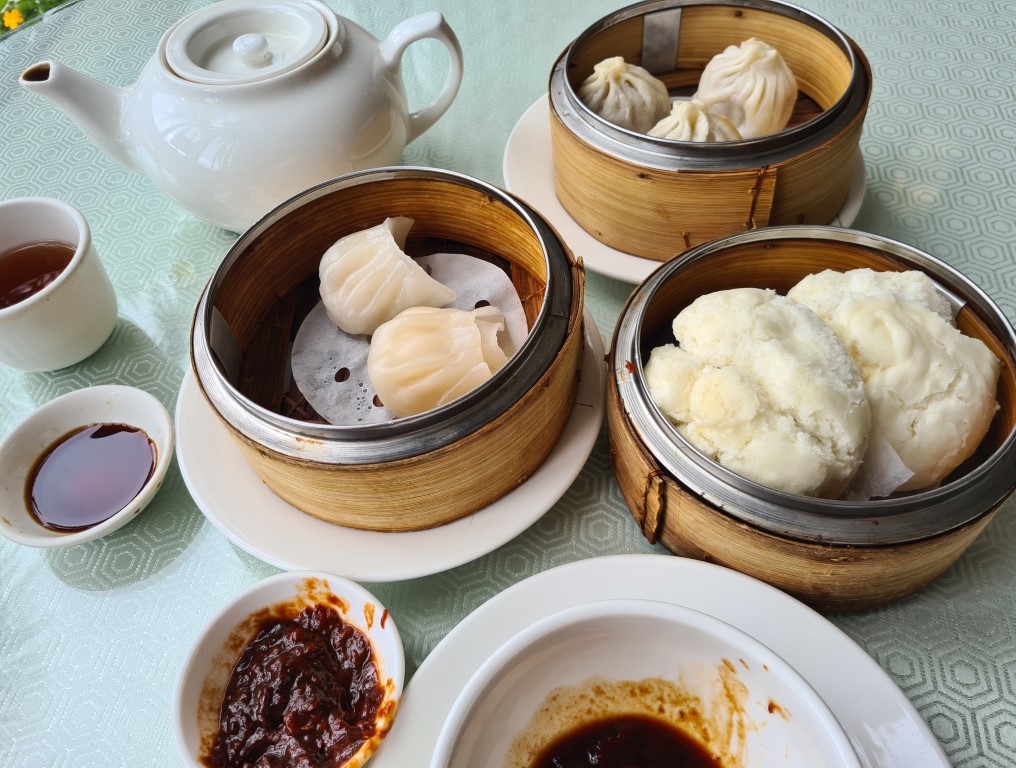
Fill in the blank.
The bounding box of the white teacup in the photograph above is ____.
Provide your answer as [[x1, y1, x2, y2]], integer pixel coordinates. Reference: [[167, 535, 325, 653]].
[[0, 197, 117, 371]]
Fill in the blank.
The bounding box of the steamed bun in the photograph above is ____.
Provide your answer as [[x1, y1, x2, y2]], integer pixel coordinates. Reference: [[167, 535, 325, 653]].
[[645, 288, 870, 498], [789, 268, 1000, 491]]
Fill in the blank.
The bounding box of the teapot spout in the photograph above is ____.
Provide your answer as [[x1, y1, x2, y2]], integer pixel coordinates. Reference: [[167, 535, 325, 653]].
[[21, 61, 134, 171]]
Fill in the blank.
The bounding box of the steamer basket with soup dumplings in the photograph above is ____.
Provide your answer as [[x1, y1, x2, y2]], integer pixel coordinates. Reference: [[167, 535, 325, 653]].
[[549, 0, 872, 261], [191, 168, 585, 532], [608, 226, 1016, 611]]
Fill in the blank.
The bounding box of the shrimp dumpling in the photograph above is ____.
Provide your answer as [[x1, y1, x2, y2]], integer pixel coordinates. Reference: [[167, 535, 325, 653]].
[[578, 56, 671, 133], [368, 306, 510, 418], [693, 38, 798, 139], [319, 217, 456, 336]]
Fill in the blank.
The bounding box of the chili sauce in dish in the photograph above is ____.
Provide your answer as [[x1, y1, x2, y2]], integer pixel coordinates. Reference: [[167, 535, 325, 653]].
[[204, 604, 385, 768]]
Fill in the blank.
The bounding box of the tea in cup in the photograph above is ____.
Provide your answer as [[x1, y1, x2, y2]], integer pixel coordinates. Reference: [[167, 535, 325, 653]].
[[0, 197, 117, 371]]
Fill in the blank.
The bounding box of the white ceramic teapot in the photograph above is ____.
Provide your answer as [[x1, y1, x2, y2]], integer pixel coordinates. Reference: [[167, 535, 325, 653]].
[[20, 0, 463, 232]]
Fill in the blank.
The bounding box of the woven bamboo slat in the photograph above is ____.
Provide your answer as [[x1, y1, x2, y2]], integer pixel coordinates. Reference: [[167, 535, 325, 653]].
[[551, 116, 779, 257], [608, 380, 1002, 612], [551, 2, 871, 261], [215, 178, 550, 351], [197, 175, 585, 531], [607, 234, 1016, 610], [225, 299, 583, 531]]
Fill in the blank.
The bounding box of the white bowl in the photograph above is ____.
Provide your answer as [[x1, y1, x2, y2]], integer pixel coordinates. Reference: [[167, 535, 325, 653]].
[[431, 598, 860, 768], [174, 570, 404, 768], [0, 384, 174, 547]]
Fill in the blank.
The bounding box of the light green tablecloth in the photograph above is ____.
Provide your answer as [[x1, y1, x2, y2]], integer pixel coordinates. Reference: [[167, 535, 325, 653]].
[[2, 1, 1014, 766]]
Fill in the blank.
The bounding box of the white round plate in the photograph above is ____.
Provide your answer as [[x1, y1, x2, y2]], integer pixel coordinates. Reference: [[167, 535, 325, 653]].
[[503, 97, 867, 285], [370, 555, 948, 768], [174, 314, 606, 582]]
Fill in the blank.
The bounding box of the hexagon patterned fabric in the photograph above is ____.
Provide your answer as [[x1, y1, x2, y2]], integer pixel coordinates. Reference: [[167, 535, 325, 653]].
[[1, 1, 1015, 766]]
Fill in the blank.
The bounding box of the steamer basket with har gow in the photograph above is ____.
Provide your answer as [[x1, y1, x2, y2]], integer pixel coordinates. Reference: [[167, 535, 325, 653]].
[[191, 168, 584, 532], [549, 0, 872, 261]]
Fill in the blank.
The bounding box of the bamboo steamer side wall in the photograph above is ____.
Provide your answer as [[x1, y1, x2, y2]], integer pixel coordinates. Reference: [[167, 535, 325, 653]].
[[607, 378, 1000, 612], [567, 17, 643, 73], [214, 178, 550, 352], [215, 266, 586, 532], [551, 112, 777, 259], [554, 3, 866, 261], [551, 105, 866, 261], [566, 6, 852, 107], [606, 234, 1016, 610], [768, 99, 865, 224]]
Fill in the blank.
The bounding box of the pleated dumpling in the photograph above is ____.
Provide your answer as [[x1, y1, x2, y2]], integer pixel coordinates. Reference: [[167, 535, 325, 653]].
[[319, 217, 456, 336], [367, 306, 510, 418], [578, 56, 671, 133], [693, 38, 798, 139], [648, 100, 742, 142]]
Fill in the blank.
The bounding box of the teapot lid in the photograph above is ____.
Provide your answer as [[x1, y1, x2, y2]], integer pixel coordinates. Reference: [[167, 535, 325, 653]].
[[164, 0, 338, 85]]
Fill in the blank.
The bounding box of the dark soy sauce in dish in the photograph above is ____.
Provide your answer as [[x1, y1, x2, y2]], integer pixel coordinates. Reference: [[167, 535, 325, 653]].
[[531, 714, 723, 768], [26, 423, 157, 532], [0, 239, 75, 310]]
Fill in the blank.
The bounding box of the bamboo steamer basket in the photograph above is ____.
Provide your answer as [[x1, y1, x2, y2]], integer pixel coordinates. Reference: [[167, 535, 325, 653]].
[[549, 0, 872, 261], [608, 226, 1016, 611], [191, 168, 585, 532]]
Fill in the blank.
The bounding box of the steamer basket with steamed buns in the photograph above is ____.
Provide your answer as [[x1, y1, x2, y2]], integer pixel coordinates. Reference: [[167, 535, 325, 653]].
[[549, 0, 871, 261], [191, 167, 584, 533], [608, 226, 1016, 611]]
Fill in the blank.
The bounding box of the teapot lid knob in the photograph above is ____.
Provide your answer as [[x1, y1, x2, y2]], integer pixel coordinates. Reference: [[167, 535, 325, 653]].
[[233, 33, 272, 68], [164, 0, 340, 86]]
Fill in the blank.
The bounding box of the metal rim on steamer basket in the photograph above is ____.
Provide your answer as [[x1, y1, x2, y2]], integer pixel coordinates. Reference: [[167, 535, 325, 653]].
[[550, 0, 865, 171], [613, 225, 1016, 546], [192, 167, 574, 465]]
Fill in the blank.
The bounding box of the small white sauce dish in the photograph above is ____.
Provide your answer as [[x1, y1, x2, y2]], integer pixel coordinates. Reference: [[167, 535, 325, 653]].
[[431, 598, 861, 768], [0, 384, 174, 548], [174, 570, 404, 768]]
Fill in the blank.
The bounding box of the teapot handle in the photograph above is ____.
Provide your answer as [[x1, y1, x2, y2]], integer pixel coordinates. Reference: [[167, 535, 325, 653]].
[[380, 12, 463, 144]]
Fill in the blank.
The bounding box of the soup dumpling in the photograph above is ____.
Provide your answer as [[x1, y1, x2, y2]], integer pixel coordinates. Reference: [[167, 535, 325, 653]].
[[693, 38, 797, 139], [649, 100, 742, 142], [578, 56, 671, 133]]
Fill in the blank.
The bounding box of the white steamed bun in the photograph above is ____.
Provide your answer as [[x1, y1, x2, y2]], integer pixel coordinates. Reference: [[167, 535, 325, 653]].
[[789, 268, 1000, 491], [645, 288, 871, 498]]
